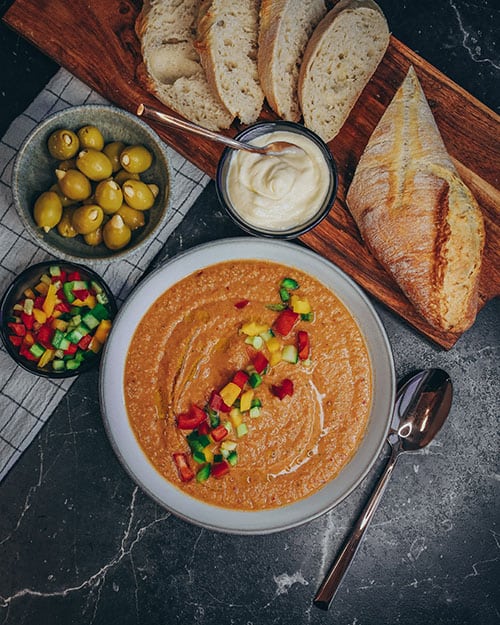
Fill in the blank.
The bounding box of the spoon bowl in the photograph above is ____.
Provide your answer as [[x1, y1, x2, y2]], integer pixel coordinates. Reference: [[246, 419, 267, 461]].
[[314, 368, 453, 610]]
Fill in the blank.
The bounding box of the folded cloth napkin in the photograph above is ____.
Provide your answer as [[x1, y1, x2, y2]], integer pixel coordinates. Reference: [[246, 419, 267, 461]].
[[0, 68, 209, 482]]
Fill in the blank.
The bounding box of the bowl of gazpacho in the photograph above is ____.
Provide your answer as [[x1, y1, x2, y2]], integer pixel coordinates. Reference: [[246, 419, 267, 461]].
[[100, 238, 395, 534]]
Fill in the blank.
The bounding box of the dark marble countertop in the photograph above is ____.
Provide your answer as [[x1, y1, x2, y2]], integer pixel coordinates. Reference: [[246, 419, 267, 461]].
[[0, 1, 499, 624]]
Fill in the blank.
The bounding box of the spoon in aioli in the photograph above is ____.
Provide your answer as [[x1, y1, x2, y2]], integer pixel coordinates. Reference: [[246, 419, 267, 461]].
[[314, 368, 453, 611], [136, 103, 304, 156]]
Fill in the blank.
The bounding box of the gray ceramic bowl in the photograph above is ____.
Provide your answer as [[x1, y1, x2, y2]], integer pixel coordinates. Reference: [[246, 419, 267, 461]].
[[12, 104, 171, 261]]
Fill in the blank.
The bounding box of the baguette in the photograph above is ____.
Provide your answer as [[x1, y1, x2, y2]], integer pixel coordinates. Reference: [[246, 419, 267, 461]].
[[135, 0, 233, 131], [195, 0, 264, 125], [298, 0, 389, 142], [258, 0, 327, 122], [346, 66, 485, 333]]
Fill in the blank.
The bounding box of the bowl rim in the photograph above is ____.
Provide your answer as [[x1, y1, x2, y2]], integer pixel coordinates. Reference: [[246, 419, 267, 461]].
[[215, 121, 338, 239], [11, 103, 172, 262], [99, 237, 395, 534], [0, 259, 117, 378]]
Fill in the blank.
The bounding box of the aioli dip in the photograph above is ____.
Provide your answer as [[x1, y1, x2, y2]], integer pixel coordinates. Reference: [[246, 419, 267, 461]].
[[225, 130, 332, 231]]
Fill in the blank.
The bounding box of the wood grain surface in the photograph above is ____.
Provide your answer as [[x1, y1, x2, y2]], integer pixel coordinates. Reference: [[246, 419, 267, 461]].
[[3, 0, 499, 349]]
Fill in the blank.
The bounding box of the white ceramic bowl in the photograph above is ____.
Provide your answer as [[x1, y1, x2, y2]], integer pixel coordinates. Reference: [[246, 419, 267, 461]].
[[99, 238, 395, 534]]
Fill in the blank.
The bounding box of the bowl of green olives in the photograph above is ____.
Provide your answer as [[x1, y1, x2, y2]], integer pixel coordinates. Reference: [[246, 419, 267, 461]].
[[12, 104, 172, 261]]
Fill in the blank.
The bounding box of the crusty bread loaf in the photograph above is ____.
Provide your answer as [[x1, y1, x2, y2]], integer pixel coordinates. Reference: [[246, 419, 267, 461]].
[[135, 0, 233, 131], [258, 0, 327, 122], [347, 66, 485, 333], [298, 0, 390, 142], [195, 0, 264, 125]]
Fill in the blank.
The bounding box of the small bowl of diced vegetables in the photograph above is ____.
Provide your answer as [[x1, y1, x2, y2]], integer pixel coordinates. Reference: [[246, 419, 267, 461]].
[[0, 261, 117, 377]]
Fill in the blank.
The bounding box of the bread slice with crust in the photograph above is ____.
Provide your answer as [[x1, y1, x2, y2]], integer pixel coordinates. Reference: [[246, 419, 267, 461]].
[[347, 66, 485, 333], [258, 0, 327, 122], [195, 0, 264, 125], [135, 0, 233, 131], [298, 0, 390, 142]]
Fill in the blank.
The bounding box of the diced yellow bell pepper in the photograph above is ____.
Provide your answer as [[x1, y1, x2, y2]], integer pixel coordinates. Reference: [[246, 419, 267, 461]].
[[23, 287, 36, 299], [239, 390, 254, 412], [219, 382, 241, 407], [42, 283, 58, 317], [229, 408, 243, 427], [266, 337, 281, 353], [72, 294, 97, 308], [240, 321, 269, 337], [38, 348, 55, 368], [52, 318, 69, 331], [33, 308, 47, 324], [269, 351, 282, 367], [94, 319, 112, 344], [203, 448, 214, 464], [290, 295, 311, 314], [34, 281, 48, 295], [88, 337, 102, 354], [24, 332, 35, 347]]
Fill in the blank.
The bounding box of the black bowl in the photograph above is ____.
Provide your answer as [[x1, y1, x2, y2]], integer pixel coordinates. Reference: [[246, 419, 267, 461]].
[[0, 260, 117, 378], [216, 121, 338, 239]]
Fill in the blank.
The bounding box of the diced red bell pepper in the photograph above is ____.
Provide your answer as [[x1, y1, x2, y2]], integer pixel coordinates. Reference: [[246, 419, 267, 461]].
[[177, 405, 208, 430], [34, 296, 45, 309], [273, 309, 299, 336], [67, 271, 82, 281], [72, 289, 90, 301], [297, 330, 310, 360], [211, 460, 230, 479], [197, 420, 211, 436], [51, 269, 66, 283], [64, 342, 78, 355], [271, 378, 294, 400], [37, 324, 54, 348], [8, 322, 26, 337], [232, 370, 249, 389], [211, 424, 228, 442], [8, 334, 23, 347], [172, 452, 194, 482], [234, 299, 249, 309], [55, 301, 72, 313], [19, 344, 38, 361], [78, 334, 93, 350], [251, 351, 269, 374], [208, 390, 231, 413], [20, 312, 34, 330]]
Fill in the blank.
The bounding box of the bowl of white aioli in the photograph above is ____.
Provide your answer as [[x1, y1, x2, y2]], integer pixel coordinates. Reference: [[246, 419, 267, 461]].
[[215, 122, 338, 239]]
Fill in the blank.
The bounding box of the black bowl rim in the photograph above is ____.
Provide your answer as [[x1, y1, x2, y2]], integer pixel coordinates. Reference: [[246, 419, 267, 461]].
[[11, 103, 172, 262], [215, 121, 338, 239], [0, 259, 118, 378]]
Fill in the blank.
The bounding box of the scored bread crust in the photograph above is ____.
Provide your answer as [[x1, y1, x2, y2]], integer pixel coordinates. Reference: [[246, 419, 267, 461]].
[[298, 0, 390, 142], [258, 0, 327, 122], [195, 0, 264, 125], [347, 66, 485, 333], [135, 0, 233, 131]]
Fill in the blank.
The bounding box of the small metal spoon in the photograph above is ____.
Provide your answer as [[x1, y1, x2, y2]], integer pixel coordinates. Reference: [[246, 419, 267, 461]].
[[314, 368, 453, 611], [136, 103, 303, 156]]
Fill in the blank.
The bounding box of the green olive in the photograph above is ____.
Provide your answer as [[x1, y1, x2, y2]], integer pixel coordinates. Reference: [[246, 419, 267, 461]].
[[116, 204, 145, 230], [122, 179, 155, 210], [113, 169, 140, 186], [49, 183, 75, 208], [120, 145, 153, 173], [103, 141, 126, 173], [47, 129, 80, 160], [84, 226, 104, 246], [148, 183, 160, 198], [77, 125, 105, 151], [76, 148, 113, 181], [56, 158, 76, 172], [95, 179, 123, 214], [33, 191, 63, 232], [56, 169, 92, 201], [71, 204, 104, 235], [103, 214, 132, 250], [57, 207, 78, 238]]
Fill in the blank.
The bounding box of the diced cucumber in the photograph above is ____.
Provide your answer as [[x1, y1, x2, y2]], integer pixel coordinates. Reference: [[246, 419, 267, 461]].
[[81, 312, 100, 330], [236, 423, 248, 438], [65, 359, 81, 371], [66, 328, 84, 344], [196, 464, 210, 483], [227, 450, 238, 466], [51, 329, 65, 349], [192, 450, 206, 464], [63, 281, 76, 303], [52, 359, 65, 371], [281, 277, 299, 290], [220, 440, 237, 452], [72, 280, 89, 291], [29, 343, 45, 358], [90, 280, 103, 295], [282, 344, 298, 364], [49, 265, 62, 277], [96, 292, 109, 305], [248, 372, 262, 388], [249, 406, 261, 418], [213, 454, 223, 464]]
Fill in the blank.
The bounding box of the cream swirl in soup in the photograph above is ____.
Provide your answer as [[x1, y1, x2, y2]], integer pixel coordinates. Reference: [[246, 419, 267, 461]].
[[226, 130, 332, 231]]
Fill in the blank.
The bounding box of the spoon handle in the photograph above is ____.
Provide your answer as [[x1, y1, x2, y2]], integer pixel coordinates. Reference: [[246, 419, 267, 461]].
[[136, 104, 265, 154], [314, 443, 401, 610]]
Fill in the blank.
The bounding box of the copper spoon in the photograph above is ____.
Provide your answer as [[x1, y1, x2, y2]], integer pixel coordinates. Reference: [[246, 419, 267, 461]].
[[314, 368, 453, 610], [136, 103, 303, 156]]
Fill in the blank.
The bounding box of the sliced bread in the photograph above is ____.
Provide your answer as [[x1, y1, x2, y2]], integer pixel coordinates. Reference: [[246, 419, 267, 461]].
[[298, 0, 390, 142], [346, 66, 485, 333], [195, 0, 264, 125], [135, 0, 233, 131], [258, 0, 327, 122]]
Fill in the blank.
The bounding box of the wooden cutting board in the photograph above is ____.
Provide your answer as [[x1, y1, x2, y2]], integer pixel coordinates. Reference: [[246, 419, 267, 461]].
[[4, 0, 499, 349]]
